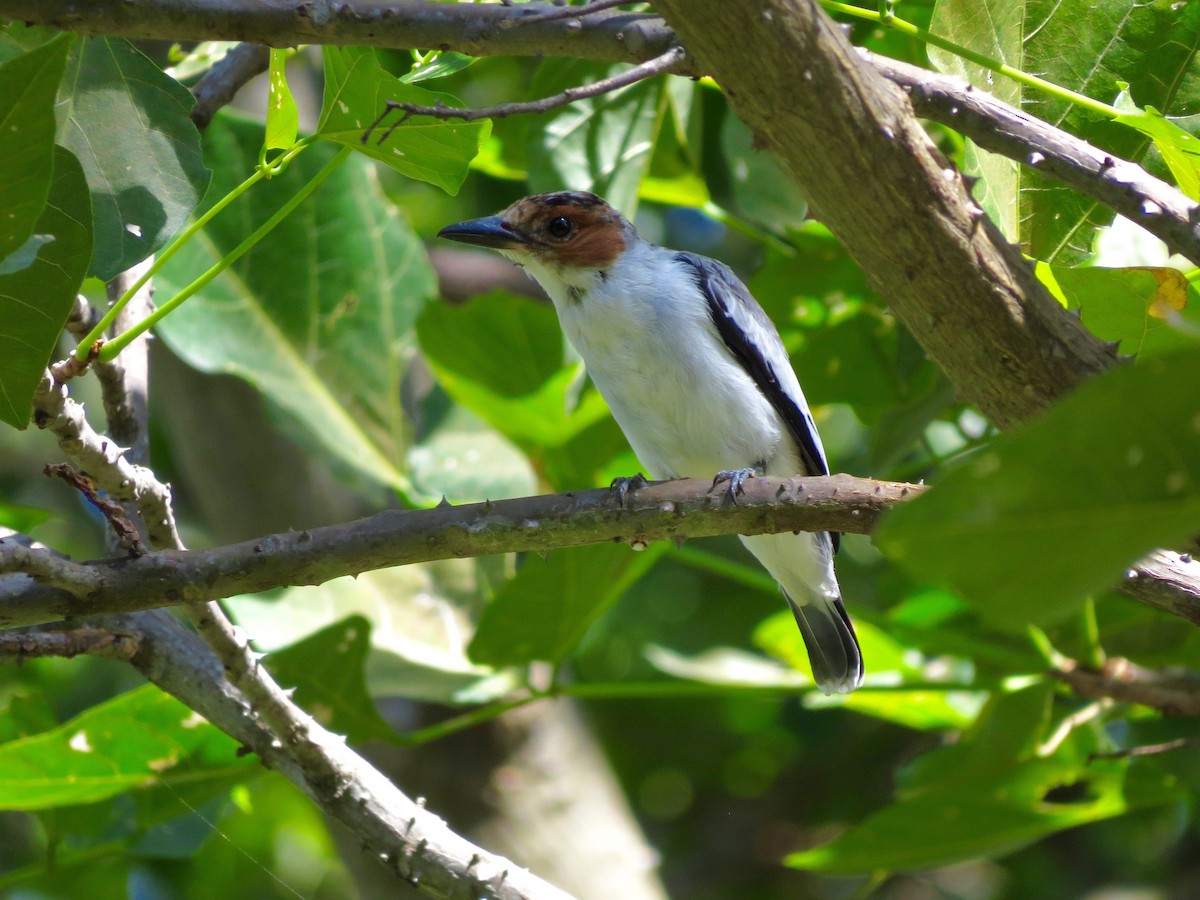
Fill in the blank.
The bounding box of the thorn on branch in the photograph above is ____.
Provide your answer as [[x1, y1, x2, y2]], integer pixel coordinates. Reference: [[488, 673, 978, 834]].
[[360, 44, 687, 144], [44, 463, 147, 557]]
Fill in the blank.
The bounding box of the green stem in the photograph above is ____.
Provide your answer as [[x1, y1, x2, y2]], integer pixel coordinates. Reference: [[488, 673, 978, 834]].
[[397, 694, 540, 746], [820, 1, 1121, 120], [98, 144, 350, 362], [76, 139, 314, 360]]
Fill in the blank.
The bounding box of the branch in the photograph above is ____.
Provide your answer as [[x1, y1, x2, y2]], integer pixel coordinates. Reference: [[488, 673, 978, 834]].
[[365, 43, 685, 136], [191, 42, 270, 129], [865, 51, 1200, 266], [0, 474, 917, 628], [3, 0, 686, 69], [110, 609, 571, 899]]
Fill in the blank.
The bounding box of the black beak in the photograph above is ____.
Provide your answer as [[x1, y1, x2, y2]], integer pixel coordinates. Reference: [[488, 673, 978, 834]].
[[437, 215, 528, 250]]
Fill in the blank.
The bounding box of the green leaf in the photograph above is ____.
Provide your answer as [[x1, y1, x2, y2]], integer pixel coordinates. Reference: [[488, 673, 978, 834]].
[[1114, 99, 1200, 200], [268, 616, 394, 743], [0, 146, 92, 429], [0, 33, 71, 266], [401, 51, 476, 85], [877, 346, 1200, 628], [417, 291, 611, 449], [264, 49, 299, 151], [0, 684, 253, 811], [57, 36, 209, 279], [526, 59, 669, 216], [0, 501, 51, 533], [787, 756, 1180, 874], [155, 113, 434, 497], [318, 46, 487, 194], [469, 542, 666, 668], [1051, 265, 1200, 358], [929, 0, 1200, 262]]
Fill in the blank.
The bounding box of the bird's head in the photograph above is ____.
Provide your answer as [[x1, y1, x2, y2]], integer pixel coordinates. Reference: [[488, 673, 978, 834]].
[[438, 192, 632, 277]]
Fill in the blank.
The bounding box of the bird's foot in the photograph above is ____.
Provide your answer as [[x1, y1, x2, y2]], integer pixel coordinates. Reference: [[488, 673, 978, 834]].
[[610, 473, 649, 508], [711, 466, 761, 506]]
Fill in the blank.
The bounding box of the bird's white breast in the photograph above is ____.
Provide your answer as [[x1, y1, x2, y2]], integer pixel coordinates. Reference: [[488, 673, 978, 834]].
[[527, 246, 795, 481]]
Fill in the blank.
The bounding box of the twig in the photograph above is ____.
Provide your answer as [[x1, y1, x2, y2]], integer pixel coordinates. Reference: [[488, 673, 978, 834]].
[[0, 627, 140, 662], [43, 463, 146, 557], [0, 537, 101, 595], [1090, 737, 1200, 761], [1053, 657, 1200, 716], [31, 369, 181, 550], [364, 44, 686, 142]]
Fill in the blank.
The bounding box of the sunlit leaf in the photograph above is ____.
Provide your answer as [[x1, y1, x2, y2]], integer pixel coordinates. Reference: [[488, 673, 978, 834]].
[[57, 36, 208, 279], [0, 685, 253, 811]]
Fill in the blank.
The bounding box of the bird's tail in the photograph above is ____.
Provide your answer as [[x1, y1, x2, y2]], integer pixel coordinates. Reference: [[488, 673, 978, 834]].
[[740, 531, 863, 694], [783, 588, 863, 695]]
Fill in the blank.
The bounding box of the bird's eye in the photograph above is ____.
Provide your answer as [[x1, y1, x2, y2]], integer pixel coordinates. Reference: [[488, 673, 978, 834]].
[[546, 216, 573, 239]]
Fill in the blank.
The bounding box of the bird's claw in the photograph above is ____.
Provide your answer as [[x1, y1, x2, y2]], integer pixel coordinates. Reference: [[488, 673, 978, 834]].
[[711, 467, 760, 506], [610, 473, 649, 508]]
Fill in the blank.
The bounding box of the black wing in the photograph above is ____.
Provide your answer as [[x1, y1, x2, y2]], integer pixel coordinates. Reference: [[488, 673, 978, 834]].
[[675, 251, 829, 478]]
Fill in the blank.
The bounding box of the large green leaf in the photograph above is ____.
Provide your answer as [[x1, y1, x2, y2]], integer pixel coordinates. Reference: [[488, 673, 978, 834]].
[[526, 59, 669, 216], [318, 46, 487, 194], [929, 0, 1200, 262], [155, 113, 434, 497], [56, 36, 208, 279], [417, 291, 610, 450], [0, 147, 92, 429], [469, 542, 666, 668], [877, 345, 1200, 628], [790, 683, 1181, 873], [0, 32, 71, 267], [0, 684, 253, 811], [268, 615, 394, 743]]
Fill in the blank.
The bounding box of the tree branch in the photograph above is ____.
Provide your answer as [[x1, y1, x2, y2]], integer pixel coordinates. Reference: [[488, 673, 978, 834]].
[[109, 609, 571, 899], [0, 474, 917, 628], [2, 0, 685, 68]]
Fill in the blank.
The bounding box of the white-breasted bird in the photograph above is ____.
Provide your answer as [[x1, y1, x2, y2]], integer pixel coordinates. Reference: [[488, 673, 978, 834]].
[[439, 192, 863, 694]]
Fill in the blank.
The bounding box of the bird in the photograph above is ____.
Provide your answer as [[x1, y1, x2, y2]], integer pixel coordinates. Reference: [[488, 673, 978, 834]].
[[438, 191, 863, 694]]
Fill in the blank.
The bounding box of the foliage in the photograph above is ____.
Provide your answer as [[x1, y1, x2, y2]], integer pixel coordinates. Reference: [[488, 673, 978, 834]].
[[1, 1, 1200, 898]]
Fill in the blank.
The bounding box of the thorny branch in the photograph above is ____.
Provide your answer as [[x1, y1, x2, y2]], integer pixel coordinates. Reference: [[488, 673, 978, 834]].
[[1054, 656, 1200, 717], [0, 627, 140, 662]]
